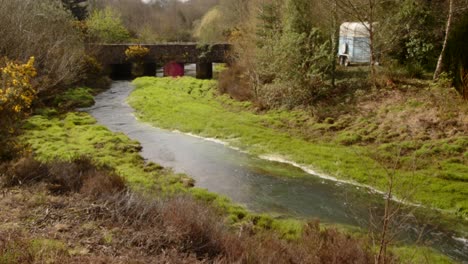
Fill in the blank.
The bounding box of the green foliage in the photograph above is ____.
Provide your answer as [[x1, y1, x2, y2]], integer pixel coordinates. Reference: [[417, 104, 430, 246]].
[[0, 238, 68, 264], [86, 7, 131, 43], [392, 246, 455, 264], [283, 0, 316, 34], [193, 7, 225, 42], [336, 131, 362, 146], [384, 0, 440, 69], [444, 11, 468, 98], [29, 239, 68, 261], [254, 0, 331, 108], [0, 57, 37, 160], [54, 87, 95, 109], [256, 1, 283, 41]]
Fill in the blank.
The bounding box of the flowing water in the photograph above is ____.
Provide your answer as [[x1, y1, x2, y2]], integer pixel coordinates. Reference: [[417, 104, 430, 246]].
[[84, 76, 468, 262]]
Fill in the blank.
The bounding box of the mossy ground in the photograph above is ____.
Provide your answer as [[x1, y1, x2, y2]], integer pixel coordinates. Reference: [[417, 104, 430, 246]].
[[53, 87, 96, 109], [21, 112, 186, 191], [128, 76, 467, 219]]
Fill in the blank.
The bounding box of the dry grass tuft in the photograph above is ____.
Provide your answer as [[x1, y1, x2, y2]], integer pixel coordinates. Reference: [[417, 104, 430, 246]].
[[218, 65, 254, 101], [0, 156, 126, 195]]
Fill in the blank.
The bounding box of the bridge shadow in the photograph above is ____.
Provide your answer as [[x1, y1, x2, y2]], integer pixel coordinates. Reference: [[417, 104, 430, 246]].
[[109, 63, 199, 80], [110, 64, 133, 80]]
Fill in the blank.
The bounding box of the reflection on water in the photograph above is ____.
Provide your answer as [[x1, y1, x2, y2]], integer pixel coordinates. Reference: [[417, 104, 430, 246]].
[[83, 77, 468, 262]]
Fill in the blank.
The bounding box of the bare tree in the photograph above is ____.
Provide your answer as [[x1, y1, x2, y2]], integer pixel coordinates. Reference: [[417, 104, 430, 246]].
[[366, 147, 434, 264], [0, 0, 85, 92], [433, 0, 454, 80]]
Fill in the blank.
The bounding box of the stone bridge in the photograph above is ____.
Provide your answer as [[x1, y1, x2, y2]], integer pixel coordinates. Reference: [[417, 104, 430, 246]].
[[89, 43, 232, 79]]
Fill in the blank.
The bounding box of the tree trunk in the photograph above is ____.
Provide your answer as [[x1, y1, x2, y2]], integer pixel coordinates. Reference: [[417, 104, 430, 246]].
[[368, 0, 377, 86], [369, 23, 376, 81], [434, 0, 454, 80], [376, 174, 393, 264], [331, 0, 338, 88]]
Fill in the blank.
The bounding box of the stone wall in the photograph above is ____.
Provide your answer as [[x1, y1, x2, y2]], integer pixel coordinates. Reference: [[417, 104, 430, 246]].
[[89, 43, 232, 65]]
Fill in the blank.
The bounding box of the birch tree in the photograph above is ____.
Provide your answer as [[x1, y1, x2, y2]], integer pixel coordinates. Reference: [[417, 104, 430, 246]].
[[433, 0, 454, 80]]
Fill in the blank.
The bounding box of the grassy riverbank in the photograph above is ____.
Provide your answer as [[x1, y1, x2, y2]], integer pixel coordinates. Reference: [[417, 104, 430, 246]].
[[8, 90, 454, 262], [128, 77, 468, 220], [20, 111, 304, 238]]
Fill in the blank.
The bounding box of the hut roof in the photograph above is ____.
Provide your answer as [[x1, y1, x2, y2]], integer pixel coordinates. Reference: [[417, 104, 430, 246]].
[[339, 22, 370, 38]]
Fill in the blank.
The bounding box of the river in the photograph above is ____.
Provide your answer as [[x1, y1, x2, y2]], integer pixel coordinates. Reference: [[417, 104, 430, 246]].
[[84, 78, 468, 262]]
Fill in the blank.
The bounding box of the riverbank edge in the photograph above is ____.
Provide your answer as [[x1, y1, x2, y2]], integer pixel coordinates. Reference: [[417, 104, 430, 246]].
[[171, 128, 412, 204], [127, 77, 468, 232], [19, 111, 308, 239]]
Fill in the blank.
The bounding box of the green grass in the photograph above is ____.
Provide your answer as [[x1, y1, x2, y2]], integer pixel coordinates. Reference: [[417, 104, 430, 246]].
[[391, 246, 455, 264], [20, 111, 303, 239], [54, 87, 95, 109], [128, 77, 468, 219], [21, 112, 188, 191], [0, 238, 68, 264], [30, 239, 68, 260]]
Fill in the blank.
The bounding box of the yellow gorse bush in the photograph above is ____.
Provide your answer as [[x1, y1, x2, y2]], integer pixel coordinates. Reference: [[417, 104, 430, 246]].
[[125, 45, 150, 60], [0, 56, 37, 120]]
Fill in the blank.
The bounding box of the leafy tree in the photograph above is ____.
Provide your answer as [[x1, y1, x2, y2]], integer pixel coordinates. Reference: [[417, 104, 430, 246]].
[[254, 0, 331, 107], [384, 0, 438, 68], [255, 0, 283, 43], [86, 7, 131, 43], [193, 7, 225, 42]]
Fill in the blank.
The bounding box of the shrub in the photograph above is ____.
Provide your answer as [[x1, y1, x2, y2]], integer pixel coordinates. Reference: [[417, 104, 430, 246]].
[[125, 45, 150, 61], [80, 55, 111, 89], [0, 57, 37, 160], [0, 156, 47, 187], [124, 45, 150, 77], [0, 156, 126, 195], [0, 0, 85, 93], [0, 231, 34, 264], [218, 64, 254, 101]]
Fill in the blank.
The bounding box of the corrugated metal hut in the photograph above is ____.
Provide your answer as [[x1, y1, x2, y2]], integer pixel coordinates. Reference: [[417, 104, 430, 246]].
[[338, 22, 371, 66]]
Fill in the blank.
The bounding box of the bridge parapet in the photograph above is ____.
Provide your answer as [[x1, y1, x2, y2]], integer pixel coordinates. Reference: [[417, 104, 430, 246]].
[[89, 43, 231, 65]]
